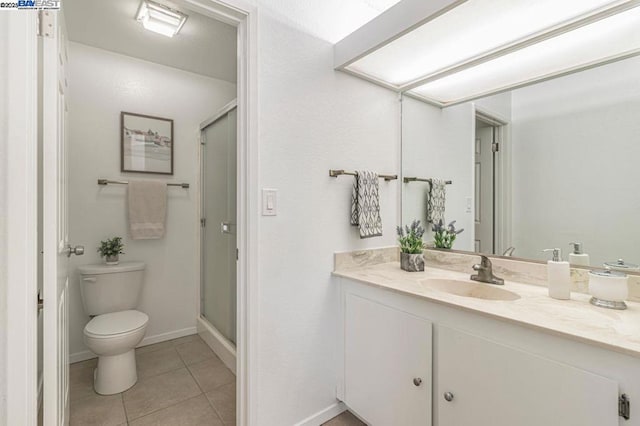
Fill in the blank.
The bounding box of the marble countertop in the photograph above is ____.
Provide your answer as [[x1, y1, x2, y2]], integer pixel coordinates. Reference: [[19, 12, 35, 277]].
[[334, 262, 640, 359]]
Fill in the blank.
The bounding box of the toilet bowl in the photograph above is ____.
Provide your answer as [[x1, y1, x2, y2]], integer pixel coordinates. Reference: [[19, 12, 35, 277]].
[[78, 262, 147, 395], [83, 310, 149, 394]]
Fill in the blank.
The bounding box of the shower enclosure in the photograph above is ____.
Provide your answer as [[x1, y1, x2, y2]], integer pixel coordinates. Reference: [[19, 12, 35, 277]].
[[200, 100, 237, 354]]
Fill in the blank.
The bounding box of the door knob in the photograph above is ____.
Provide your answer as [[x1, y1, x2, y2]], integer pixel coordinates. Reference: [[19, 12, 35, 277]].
[[66, 244, 85, 257], [413, 378, 422, 386], [444, 392, 454, 402]]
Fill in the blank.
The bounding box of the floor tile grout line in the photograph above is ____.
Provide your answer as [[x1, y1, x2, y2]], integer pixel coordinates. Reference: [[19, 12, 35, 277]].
[[203, 390, 227, 425], [136, 347, 187, 381], [121, 392, 130, 425], [127, 393, 209, 424]]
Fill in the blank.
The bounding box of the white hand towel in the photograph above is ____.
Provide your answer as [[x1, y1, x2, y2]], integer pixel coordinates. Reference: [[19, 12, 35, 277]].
[[427, 178, 446, 224], [350, 171, 383, 238], [128, 180, 167, 239]]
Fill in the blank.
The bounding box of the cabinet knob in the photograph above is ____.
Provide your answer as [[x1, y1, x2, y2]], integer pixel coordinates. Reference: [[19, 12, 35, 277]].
[[444, 392, 454, 402], [413, 378, 422, 387]]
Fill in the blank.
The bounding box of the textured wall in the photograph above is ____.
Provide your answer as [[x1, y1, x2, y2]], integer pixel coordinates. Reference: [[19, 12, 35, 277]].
[[254, 7, 401, 424], [66, 42, 236, 359], [511, 56, 640, 266]]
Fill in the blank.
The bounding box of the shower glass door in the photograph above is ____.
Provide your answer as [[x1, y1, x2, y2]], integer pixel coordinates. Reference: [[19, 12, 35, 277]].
[[201, 105, 237, 344]]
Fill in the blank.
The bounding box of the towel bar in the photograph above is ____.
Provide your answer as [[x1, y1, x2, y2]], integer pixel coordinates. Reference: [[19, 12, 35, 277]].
[[403, 177, 452, 184], [98, 179, 189, 188], [329, 169, 397, 181]]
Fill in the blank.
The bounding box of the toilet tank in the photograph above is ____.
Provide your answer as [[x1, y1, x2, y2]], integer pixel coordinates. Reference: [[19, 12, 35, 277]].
[[77, 262, 146, 316]]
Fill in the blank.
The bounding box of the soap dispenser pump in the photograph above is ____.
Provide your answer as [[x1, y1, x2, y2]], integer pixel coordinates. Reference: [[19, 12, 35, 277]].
[[543, 248, 571, 300], [569, 242, 590, 266]]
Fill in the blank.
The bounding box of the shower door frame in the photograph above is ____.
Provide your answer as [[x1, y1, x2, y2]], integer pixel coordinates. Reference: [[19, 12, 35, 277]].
[[199, 99, 238, 339]]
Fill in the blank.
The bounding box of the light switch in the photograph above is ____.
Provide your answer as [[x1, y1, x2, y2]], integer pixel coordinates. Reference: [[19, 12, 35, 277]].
[[466, 197, 472, 213], [262, 188, 277, 216]]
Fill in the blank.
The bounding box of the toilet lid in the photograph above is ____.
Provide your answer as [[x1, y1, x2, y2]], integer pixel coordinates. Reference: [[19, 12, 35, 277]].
[[85, 310, 148, 337]]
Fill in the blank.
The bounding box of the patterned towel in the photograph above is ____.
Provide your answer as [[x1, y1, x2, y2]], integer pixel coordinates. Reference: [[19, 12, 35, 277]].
[[350, 171, 383, 238], [427, 178, 446, 224]]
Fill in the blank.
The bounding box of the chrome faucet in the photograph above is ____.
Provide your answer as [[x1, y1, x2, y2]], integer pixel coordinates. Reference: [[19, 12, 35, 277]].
[[471, 255, 504, 285]]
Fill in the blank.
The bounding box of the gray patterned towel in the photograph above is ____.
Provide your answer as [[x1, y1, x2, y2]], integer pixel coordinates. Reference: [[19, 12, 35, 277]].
[[350, 171, 383, 238], [427, 178, 446, 224]]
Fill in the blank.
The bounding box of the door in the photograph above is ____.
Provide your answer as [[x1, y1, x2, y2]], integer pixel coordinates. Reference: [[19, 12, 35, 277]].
[[344, 293, 432, 425], [201, 104, 237, 344], [474, 121, 495, 254], [437, 326, 619, 426], [41, 10, 80, 426]]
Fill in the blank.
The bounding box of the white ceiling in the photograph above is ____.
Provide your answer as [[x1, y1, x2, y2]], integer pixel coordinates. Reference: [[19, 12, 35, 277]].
[[259, 0, 402, 44], [63, 0, 237, 82]]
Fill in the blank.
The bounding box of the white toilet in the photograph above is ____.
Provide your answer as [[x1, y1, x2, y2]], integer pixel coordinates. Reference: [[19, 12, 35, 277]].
[[78, 262, 149, 395]]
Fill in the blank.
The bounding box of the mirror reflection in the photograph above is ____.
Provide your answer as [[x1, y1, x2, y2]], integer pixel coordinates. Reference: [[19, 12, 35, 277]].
[[401, 55, 640, 269]]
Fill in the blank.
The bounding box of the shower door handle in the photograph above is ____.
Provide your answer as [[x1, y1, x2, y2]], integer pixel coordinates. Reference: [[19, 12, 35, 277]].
[[221, 222, 235, 234]]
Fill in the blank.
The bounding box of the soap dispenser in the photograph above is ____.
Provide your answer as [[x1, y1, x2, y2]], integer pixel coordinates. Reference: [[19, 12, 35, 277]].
[[568, 242, 590, 266], [543, 248, 570, 300]]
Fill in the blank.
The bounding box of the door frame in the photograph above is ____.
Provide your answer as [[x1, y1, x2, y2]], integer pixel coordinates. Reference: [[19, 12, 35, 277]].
[[473, 105, 512, 256], [3, 0, 259, 424], [4, 11, 40, 426]]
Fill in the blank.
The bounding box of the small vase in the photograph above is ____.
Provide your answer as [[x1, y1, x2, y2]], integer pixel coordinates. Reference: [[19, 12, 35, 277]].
[[400, 252, 424, 272], [105, 255, 119, 265]]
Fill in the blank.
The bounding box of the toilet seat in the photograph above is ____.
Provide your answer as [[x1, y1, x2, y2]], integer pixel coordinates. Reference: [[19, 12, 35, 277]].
[[85, 310, 148, 339]]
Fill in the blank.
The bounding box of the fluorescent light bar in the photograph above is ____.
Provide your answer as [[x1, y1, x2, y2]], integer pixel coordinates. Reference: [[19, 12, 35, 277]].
[[136, 0, 188, 38], [345, 0, 629, 87], [409, 5, 640, 105]]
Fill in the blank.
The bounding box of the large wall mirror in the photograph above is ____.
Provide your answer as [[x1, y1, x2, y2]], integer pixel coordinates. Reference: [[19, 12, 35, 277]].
[[401, 54, 640, 269]]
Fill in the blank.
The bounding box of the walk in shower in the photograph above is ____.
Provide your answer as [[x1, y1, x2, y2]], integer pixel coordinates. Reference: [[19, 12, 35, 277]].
[[199, 100, 237, 370]]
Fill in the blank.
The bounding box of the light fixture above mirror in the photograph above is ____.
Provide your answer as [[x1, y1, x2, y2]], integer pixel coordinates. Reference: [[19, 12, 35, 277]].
[[135, 0, 188, 38], [335, 0, 640, 106]]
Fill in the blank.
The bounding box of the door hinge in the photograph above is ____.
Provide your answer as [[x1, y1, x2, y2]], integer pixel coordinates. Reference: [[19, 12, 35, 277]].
[[236, 248, 239, 261], [620, 394, 630, 420], [38, 10, 55, 38], [492, 142, 500, 153], [200, 135, 206, 145], [200, 218, 206, 227]]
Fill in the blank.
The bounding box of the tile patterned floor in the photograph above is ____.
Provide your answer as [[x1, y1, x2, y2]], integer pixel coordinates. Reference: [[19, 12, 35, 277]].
[[69, 334, 235, 426], [70, 333, 363, 425], [322, 411, 366, 426]]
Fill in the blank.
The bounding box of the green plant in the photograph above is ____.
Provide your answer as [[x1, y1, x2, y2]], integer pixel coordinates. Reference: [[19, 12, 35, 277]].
[[97, 237, 125, 258], [432, 220, 464, 249], [396, 220, 425, 254]]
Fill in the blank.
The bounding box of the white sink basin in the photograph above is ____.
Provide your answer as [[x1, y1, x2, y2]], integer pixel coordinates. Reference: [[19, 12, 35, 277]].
[[421, 278, 520, 301]]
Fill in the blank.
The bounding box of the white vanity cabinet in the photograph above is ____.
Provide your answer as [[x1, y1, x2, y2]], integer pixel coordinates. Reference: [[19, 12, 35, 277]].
[[343, 293, 433, 425], [338, 277, 634, 426], [437, 326, 619, 426]]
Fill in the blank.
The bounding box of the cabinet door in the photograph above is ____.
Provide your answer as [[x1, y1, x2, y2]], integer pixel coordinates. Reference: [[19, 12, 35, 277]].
[[345, 293, 432, 425], [437, 326, 619, 426]]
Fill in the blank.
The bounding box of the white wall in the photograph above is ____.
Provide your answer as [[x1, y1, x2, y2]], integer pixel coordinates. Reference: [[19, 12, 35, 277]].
[[255, 7, 401, 425], [511, 56, 640, 266], [401, 96, 475, 251], [67, 42, 236, 359]]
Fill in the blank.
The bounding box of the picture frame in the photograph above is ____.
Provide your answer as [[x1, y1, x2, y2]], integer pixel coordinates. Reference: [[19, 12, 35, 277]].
[[121, 111, 174, 175]]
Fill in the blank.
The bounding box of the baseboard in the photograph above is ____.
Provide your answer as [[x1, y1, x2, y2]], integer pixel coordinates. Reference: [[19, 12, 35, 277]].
[[294, 402, 347, 426], [197, 316, 236, 374], [69, 326, 198, 364]]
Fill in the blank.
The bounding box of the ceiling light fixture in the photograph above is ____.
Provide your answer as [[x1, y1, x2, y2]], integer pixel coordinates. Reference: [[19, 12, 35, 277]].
[[335, 0, 640, 106], [136, 0, 188, 38]]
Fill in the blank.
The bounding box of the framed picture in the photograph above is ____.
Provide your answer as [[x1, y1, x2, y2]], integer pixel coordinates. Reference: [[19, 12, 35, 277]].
[[121, 112, 174, 175]]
